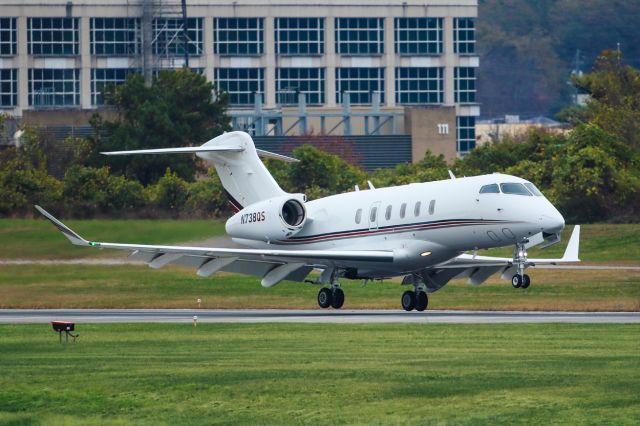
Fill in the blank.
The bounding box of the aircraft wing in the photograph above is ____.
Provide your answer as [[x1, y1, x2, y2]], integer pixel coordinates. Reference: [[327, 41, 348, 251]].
[[35, 206, 393, 287], [416, 226, 580, 291]]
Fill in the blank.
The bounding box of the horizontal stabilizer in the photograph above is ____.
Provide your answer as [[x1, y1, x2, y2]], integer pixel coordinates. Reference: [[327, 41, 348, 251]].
[[100, 146, 243, 156], [101, 145, 299, 163]]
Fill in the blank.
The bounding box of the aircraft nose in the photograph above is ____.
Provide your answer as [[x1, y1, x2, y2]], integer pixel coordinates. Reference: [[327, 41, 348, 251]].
[[540, 209, 565, 234]]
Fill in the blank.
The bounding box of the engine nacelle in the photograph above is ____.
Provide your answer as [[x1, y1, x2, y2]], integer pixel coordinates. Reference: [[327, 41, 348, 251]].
[[225, 194, 307, 241]]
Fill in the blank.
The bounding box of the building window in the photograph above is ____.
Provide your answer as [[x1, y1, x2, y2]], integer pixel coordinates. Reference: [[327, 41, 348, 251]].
[[454, 18, 475, 54], [335, 18, 384, 55], [394, 18, 442, 55], [457, 116, 476, 153], [275, 18, 324, 56], [28, 68, 80, 107], [276, 68, 324, 105], [455, 67, 476, 103], [28, 18, 79, 55], [395, 67, 443, 105], [0, 69, 17, 107], [0, 18, 16, 56], [335, 67, 384, 105], [153, 18, 203, 57], [215, 68, 264, 106], [90, 18, 141, 56], [214, 18, 263, 56], [92, 68, 137, 105]]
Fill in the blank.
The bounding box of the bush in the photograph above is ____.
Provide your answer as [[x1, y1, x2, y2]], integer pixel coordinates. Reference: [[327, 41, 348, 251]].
[[149, 169, 189, 216], [184, 171, 228, 218], [0, 163, 63, 217], [62, 165, 147, 217]]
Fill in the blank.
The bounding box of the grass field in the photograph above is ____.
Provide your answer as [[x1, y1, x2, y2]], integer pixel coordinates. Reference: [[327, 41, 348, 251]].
[[0, 264, 638, 311], [0, 218, 225, 260], [0, 323, 638, 425], [0, 220, 639, 263]]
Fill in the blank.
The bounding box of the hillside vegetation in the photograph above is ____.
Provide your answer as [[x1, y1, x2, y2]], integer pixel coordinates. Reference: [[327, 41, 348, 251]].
[[478, 0, 640, 116]]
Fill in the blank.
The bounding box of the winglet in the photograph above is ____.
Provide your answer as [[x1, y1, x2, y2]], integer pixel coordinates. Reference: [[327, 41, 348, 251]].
[[34, 205, 90, 246], [560, 225, 580, 262]]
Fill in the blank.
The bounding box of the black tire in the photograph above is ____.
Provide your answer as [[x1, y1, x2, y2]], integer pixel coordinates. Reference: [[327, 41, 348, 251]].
[[511, 274, 522, 288], [401, 290, 416, 311], [415, 291, 428, 312], [331, 288, 345, 309], [521, 274, 531, 289], [318, 288, 333, 308]]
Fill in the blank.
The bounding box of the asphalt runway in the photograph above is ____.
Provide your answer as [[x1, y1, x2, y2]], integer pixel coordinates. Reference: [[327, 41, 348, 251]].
[[1, 309, 638, 324]]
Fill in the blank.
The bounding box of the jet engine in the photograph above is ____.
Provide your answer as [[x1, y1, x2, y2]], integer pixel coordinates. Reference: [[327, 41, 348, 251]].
[[225, 194, 307, 242]]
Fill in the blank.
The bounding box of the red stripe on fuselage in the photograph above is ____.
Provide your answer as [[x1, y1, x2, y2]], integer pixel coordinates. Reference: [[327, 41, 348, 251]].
[[273, 219, 517, 245]]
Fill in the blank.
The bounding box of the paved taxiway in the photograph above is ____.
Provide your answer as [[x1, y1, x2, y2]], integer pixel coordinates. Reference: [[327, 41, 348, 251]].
[[1, 309, 638, 324]]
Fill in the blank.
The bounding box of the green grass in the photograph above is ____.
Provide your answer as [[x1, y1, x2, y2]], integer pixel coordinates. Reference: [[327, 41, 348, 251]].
[[1, 220, 639, 263], [1, 264, 638, 311], [0, 323, 638, 425], [480, 224, 640, 263], [0, 218, 226, 259]]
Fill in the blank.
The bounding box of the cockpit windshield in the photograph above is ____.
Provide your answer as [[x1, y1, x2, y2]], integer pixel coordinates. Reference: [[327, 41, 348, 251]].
[[500, 183, 532, 196], [479, 184, 500, 194], [524, 182, 543, 196]]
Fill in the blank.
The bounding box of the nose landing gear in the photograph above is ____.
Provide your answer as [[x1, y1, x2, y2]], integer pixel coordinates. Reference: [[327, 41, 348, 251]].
[[511, 240, 532, 289]]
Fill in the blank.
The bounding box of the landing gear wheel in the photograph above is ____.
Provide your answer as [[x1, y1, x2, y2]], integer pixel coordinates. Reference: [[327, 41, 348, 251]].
[[511, 274, 523, 288], [401, 291, 416, 311], [521, 274, 531, 289], [331, 288, 345, 309], [415, 291, 428, 312], [318, 288, 333, 308]]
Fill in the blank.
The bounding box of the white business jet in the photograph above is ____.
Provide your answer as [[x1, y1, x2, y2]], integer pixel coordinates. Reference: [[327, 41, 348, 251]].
[[36, 131, 580, 311]]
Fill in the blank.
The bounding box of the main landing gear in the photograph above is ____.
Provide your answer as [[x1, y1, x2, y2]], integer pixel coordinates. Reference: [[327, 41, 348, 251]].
[[401, 290, 428, 312], [317, 271, 345, 309], [317, 287, 345, 309], [511, 240, 532, 289], [401, 274, 429, 312]]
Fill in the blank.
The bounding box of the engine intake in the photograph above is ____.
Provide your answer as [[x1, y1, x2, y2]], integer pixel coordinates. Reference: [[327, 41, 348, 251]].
[[281, 199, 305, 227], [225, 194, 307, 242]]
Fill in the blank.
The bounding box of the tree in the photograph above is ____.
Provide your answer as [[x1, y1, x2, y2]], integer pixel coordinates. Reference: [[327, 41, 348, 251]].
[[95, 69, 230, 185], [265, 144, 367, 199], [570, 50, 640, 149]]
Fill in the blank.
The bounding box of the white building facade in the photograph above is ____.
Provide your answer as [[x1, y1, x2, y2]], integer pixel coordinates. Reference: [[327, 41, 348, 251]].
[[0, 0, 479, 153]]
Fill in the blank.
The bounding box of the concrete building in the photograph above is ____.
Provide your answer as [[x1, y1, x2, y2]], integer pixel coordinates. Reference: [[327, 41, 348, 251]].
[[0, 0, 479, 157]]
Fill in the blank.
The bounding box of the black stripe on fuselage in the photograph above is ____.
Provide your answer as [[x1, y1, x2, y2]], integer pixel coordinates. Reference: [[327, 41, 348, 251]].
[[273, 219, 518, 245]]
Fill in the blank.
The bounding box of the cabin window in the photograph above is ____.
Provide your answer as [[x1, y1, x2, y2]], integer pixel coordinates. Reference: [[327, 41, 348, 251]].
[[385, 205, 392, 220], [479, 184, 499, 194], [500, 183, 532, 196], [428, 199, 435, 215], [524, 182, 543, 196], [414, 201, 421, 217], [400, 203, 407, 219], [370, 206, 378, 222], [355, 208, 362, 224]]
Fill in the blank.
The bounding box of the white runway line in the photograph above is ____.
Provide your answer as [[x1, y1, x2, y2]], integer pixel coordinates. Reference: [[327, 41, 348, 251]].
[[1, 309, 639, 324]]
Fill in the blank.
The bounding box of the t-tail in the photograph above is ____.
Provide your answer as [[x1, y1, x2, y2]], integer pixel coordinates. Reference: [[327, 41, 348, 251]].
[[101, 131, 297, 212]]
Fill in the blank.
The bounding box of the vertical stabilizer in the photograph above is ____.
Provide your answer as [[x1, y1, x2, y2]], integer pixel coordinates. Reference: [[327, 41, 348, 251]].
[[197, 132, 286, 209]]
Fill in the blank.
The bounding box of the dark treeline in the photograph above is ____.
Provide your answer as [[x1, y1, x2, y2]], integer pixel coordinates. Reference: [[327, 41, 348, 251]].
[[478, 0, 640, 117]]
